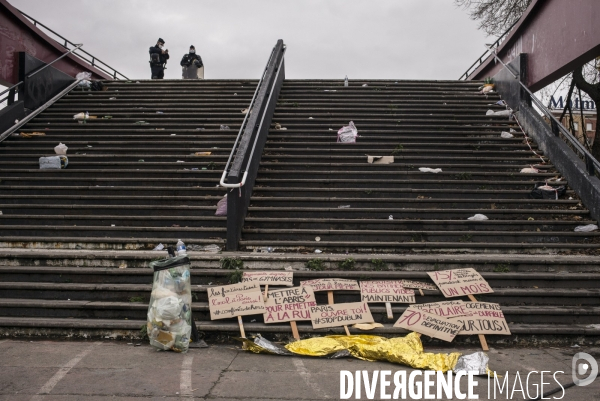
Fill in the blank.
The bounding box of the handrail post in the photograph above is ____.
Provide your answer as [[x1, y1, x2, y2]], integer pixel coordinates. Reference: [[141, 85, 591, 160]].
[[225, 40, 286, 251]]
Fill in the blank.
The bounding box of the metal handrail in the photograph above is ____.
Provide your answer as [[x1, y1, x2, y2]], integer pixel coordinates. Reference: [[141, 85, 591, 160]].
[[0, 43, 83, 99], [0, 79, 81, 144], [18, 9, 128, 80], [219, 45, 279, 188], [485, 45, 600, 175], [459, 19, 520, 80]]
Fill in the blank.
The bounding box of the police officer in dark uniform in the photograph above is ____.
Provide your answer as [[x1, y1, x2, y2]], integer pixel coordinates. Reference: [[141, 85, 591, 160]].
[[149, 38, 169, 79], [180, 45, 204, 79]]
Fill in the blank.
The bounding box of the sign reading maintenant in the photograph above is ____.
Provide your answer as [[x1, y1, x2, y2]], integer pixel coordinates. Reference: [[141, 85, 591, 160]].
[[208, 282, 266, 320], [242, 271, 294, 286], [300, 278, 360, 292], [448, 302, 511, 335], [427, 268, 493, 298], [263, 286, 317, 323], [309, 302, 374, 329], [360, 281, 415, 303], [394, 305, 462, 342]]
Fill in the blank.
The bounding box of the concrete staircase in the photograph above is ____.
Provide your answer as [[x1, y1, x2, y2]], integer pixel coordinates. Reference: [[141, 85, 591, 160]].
[[0, 79, 257, 249], [242, 80, 600, 252], [0, 78, 598, 343]]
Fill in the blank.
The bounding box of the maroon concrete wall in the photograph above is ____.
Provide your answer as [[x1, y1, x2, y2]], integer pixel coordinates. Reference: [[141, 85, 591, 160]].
[[0, 0, 112, 87], [468, 0, 600, 92]]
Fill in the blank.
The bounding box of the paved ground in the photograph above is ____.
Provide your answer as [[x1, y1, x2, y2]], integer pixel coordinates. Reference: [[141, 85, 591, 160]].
[[0, 339, 598, 400]]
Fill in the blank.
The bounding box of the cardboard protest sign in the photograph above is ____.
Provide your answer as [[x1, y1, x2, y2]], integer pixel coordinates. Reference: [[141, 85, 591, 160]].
[[394, 306, 462, 342], [309, 302, 374, 329], [427, 268, 493, 298], [300, 278, 360, 292], [208, 282, 265, 320], [263, 286, 317, 323], [411, 300, 468, 318], [400, 280, 438, 291], [360, 281, 415, 303], [448, 302, 511, 335], [242, 271, 294, 286]]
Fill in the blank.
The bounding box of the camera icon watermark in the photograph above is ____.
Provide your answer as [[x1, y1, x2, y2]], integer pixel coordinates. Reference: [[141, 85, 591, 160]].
[[572, 352, 598, 387]]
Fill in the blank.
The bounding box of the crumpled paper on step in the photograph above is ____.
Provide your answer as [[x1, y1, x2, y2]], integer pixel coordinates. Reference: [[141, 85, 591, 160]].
[[237, 332, 461, 372]]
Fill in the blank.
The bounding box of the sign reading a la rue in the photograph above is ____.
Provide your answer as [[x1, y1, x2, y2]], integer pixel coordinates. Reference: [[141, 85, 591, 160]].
[[263, 286, 316, 323]]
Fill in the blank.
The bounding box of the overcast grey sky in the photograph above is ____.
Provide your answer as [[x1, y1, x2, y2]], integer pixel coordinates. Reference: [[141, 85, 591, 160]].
[[11, 0, 490, 80]]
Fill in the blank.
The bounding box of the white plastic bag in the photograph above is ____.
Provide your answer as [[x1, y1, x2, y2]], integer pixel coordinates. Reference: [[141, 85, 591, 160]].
[[468, 214, 489, 221], [76, 72, 92, 80], [154, 296, 183, 321], [574, 224, 598, 232], [73, 112, 89, 121], [500, 131, 514, 138], [39, 156, 67, 169], [419, 167, 442, 173], [54, 143, 68, 155], [337, 121, 358, 143]]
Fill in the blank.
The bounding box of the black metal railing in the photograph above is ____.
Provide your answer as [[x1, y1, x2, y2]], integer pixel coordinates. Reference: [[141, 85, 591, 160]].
[[18, 9, 128, 80], [458, 19, 519, 81], [488, 47, 600, 176]]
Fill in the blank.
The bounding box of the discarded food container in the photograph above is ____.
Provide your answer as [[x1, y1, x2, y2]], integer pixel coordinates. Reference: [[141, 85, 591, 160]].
[[147, 255, 193, 353], [39, 156, 68, 169]]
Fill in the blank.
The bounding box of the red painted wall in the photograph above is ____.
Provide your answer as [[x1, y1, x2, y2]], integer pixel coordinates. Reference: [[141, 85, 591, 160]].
[[0, 0, 112, 87]]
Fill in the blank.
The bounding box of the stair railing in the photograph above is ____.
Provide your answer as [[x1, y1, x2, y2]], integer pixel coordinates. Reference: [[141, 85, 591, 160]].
[[18, 10, 128, 80], [220, 39, 286, 251], [486, 46, 600, 176]]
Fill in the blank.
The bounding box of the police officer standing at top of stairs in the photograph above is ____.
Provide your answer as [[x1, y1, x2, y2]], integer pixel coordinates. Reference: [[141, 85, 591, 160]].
[[149, 38, 169, 79], [180, 45, 204, 79]]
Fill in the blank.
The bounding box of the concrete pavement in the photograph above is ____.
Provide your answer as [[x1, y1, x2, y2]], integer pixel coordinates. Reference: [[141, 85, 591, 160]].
[[0, 339, 598, 400]]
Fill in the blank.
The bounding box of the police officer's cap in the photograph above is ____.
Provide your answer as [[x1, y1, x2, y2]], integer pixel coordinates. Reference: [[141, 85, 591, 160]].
[[157, 38, 165, 44]]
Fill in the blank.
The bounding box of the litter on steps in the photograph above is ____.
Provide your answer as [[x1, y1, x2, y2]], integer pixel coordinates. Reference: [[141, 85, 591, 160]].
[[530, 182, 566, 200], [468, 214, 489, 221], [418, 167, 442, 173], [19, 132, 46, 138], [337, 121, 358, 143], [486, 109, 512, 117], [500, 131, 514, 138], [274, 123, 287, 130], [220, 125, 230, 130], [39, 156, 68, 169], [574, 224, 598, 232], [520, 167, 539, 174], [54, 143, 68, 155], [367, 155, 394, 164], [215, 195, 227, 216]]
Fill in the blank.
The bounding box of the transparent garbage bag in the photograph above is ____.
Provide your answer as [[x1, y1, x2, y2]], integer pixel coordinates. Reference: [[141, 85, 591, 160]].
[[337, 121, 358, 143], [147, 256, 193, 352]]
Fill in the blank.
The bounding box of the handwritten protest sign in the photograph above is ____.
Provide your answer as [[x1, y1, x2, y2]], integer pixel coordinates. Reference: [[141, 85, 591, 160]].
[[427, 268, 493, 298], [360, 281, 415, 303], [448, 302, 511, 335], [400, 280, 438, 291], [309, 302, 374, 329], [300, 278, 360, 292], [411, 300, 468, 318], [208, 282, 265, 320], [264, 286, 316, 323], [242, 271, 294, 286], [394, 306, 462, 342]]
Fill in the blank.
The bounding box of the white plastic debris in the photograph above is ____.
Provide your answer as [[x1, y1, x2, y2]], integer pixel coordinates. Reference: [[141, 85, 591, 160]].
[[153, 243, 165, 251], [338, 205, 351, 209], [574, 224, 598, 232], [314, 249, 322, 254], [54, 143, 68, 155], [362, 84, 368, 87], [486, 109, 511, 116], [73, 112, 89, 121], [315, 237, 321, 242], [418, 167, 442, 173], [481, 86, 494, 94], [337, 121, 358, 143], [500, 131, 514, 138], [468, 214, 489, 221], [520, 167, 539, 173], [220, 125, 230, 130], [367, 155, 394, 164], [454, 352, 489, 375], [388, 215, 393, 220]]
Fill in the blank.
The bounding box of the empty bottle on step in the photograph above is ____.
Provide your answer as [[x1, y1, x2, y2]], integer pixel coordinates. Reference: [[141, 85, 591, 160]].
[[176, 239, 187, 256], [344, 76, 348, 87]]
